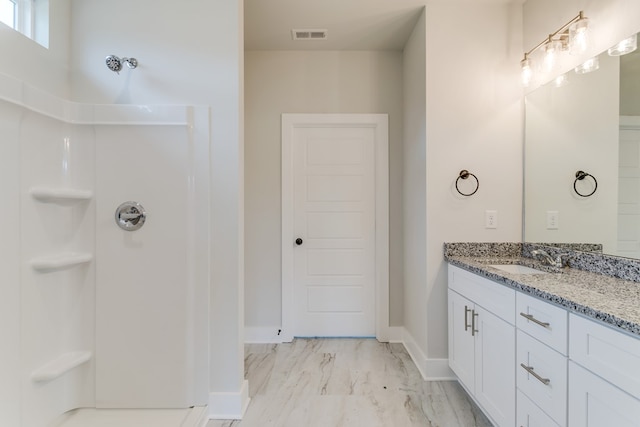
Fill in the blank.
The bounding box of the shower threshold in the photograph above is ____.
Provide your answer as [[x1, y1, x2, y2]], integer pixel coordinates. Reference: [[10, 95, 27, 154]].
[[53, 406, 208, 427]]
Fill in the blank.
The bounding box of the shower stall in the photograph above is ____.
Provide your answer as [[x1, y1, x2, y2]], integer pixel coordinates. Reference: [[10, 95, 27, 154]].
[[0, 72, 210, 427]]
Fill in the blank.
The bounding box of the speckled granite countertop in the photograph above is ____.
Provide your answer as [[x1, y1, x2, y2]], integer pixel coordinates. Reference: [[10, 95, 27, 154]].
[[444, 245, 640, 337]]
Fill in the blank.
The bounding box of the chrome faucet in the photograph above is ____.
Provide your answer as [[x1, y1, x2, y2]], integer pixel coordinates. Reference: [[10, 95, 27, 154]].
[[531, 249, 570, 268]]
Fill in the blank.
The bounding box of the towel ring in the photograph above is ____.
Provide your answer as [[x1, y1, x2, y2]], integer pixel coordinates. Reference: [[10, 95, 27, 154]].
[[573, 170, 597, 197], [455, 170, 479, 196]]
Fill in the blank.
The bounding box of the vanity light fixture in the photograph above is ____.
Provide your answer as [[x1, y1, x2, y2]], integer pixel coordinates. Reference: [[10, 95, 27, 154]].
[[574, 56, 599, 74], [608, 33, 637, 56], [569, 12, 590, 55], [521, 11, 590, 86], [521, 55, 533, 86], [553, 74, 569, 88]]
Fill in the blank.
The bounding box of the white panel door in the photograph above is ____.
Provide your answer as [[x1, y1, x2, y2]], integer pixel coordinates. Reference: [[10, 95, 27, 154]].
[[292, 125, 376, 337]]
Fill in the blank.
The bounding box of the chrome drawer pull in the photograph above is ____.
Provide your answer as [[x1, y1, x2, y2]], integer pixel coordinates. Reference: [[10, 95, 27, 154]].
[[519, 312, 550, 328], [464, 306, 472, 331], [520, 363, 551, 385], [471, 310, 479, 336]]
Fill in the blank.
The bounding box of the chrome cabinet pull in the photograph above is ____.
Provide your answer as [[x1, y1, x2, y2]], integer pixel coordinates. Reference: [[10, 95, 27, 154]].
[[520, 363, 551, 385], [464, 306, 472, 331], [519, 312, 550, 328], [471, 310, 479, 336]]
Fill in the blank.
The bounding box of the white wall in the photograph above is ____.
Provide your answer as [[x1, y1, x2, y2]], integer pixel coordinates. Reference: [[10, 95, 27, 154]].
[[402, 9, 428, 369], [421, 0, 524, 368], [0, 0, 70, 97], [244, 50, 405, 332], [525, 53, 620, 252]]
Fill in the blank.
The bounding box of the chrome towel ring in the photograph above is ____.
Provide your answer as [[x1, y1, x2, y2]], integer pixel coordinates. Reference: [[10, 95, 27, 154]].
[[455, 170, 479, 196], [573, 170, 597, 197]]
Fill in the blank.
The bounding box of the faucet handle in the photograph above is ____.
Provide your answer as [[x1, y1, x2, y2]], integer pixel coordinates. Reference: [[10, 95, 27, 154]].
[[554, 253, 571, 267]]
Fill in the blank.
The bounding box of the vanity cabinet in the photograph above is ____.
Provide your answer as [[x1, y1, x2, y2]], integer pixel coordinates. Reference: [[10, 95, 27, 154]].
[[448, 263, 640, 427], [567, 314, 640, 427], [448, 266, 516, 427]]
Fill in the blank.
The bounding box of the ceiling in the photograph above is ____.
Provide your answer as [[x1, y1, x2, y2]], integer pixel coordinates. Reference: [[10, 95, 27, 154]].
[[244, 0, 428, 51]]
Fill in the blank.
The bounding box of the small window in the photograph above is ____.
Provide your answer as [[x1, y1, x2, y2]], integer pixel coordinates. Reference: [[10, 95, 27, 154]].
[[0, 1, 16, 29], [0, 0, 48, 48]]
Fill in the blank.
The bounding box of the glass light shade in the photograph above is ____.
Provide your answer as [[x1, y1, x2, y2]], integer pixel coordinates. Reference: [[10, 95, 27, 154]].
[[543, 40, 562, 72], [569, 17, 590, 54], [574, 56, 599, 74], [608, 34, 638, 56], [521, 57, 533, 87], [553, 74, 569, 87]]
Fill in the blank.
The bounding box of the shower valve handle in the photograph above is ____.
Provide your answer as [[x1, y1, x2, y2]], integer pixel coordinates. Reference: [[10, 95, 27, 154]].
[[120, 213, 143, 220]]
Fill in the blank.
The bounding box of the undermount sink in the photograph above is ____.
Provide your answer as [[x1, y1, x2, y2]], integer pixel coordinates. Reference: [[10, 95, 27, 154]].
[[490, 264, 549, 275]]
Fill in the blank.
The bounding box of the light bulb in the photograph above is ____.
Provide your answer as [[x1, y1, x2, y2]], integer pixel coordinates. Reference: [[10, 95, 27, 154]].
[[574, 56, 599, 74], [553, 74, 569, 87], [543, 40, 561, 72], [521, 56, 533, 87], [608, 34, 637, 56], [569, 15, 590, 55]]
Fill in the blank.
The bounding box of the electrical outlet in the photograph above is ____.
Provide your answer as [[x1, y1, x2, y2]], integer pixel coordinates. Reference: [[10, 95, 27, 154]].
[[547, 211, 559, 229], [485, 210, 498, 229]]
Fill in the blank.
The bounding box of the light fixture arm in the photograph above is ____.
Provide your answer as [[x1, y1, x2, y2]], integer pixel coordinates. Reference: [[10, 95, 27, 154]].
[[521, 11, 586, 61]]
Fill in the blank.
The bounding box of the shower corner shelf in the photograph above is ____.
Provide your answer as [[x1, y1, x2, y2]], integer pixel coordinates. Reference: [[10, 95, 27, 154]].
[[31, 252, 93, 272], [31, 351, 92, 383], [30, 187, 93, 203]]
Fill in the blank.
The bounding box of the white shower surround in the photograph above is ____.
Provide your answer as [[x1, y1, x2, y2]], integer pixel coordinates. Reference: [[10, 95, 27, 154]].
[[0, 72, 210, 427]]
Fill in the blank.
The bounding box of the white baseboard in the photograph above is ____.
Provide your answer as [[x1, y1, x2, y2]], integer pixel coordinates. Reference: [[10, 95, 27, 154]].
[[245, 326, 284, 344], [208, 380, 250, 420], [400, 327, 455, 381], [402, 327, 428, 379], [425, 358, 455, 381]]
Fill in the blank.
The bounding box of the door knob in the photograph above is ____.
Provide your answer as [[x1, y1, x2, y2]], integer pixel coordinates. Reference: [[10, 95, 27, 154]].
[[295, 238, 303, 245]]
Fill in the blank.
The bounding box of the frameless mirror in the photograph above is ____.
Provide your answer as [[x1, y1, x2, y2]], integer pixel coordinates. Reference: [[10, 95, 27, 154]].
[[524, 32, 640, 258]]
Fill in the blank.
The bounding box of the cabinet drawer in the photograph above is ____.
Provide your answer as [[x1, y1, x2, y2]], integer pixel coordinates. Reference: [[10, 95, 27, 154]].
[[569, 314, 640, 398], [448, 265, 515, 324], [568, 361, 640, 427], [517, 292, 568, 355], [517, 330, 567, 425], [517, 389, 561, 427]]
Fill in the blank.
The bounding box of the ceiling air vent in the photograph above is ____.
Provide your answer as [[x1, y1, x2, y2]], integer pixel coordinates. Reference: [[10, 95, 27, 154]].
[[291, 29, 328, 41]]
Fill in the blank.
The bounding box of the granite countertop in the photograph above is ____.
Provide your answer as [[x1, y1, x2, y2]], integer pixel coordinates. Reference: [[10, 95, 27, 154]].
[[446, 255, 640, 337]]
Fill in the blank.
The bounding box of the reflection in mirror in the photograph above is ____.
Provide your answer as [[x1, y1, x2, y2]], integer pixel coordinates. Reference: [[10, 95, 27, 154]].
[[524, 32, 640, 259]]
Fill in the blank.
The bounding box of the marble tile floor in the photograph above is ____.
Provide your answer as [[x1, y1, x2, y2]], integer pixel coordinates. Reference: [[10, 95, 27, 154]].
[[208, 338, 492, 427]]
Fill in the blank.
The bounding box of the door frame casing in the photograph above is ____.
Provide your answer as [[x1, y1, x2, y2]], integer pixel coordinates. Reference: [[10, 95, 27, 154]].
[[281, 113, 389, 342]]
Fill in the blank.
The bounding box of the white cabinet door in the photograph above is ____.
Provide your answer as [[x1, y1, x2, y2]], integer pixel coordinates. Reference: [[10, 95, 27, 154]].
[[474, 305, 516, 427], [568, 361, 640, 427], [518, 390, 561, 427], [448, 289, 475, 391]]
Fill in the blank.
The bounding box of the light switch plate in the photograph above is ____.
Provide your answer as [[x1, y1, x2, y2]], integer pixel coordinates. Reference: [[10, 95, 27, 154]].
[[485, 210, 498, 229], [547, 211, 559, 229]]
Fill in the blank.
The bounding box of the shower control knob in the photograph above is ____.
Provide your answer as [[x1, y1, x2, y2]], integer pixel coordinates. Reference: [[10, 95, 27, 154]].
[[295, 238, 303, 246], [115, 201, 146, 231]]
